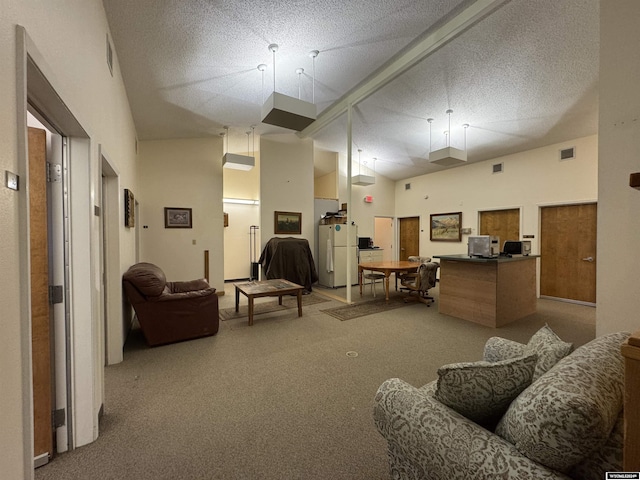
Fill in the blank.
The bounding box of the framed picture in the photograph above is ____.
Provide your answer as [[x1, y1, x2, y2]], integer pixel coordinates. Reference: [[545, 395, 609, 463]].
[[274, 211, 302, 235], [430, 212, 462, 242], [124, 188, 135, 228], [164, 207, 192, 228]]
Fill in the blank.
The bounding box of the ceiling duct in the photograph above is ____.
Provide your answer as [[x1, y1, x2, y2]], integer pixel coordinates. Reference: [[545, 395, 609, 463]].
[[260, 44, 316, 131], [428, 110, 468, 166]]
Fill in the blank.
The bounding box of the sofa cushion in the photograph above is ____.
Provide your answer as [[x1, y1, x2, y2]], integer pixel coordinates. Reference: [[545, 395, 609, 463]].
[[525, 325, 573, 380], [495, 332, 629, 473], [434, 353, 537, 427], [483, 325, 572, 380], [123, 262, 167, 297]]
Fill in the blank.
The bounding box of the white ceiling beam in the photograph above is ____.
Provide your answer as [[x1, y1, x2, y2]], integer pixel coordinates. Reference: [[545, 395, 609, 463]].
[[298, 0, 510, 138]]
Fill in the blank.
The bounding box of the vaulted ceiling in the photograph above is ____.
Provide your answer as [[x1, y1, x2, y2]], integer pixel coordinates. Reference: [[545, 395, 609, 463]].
[[103, 0, 599, 181]]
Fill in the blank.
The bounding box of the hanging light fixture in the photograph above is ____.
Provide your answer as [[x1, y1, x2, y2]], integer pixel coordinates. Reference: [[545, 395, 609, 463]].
[[428, 109, 468, 166], [222, 126, 255, 171], [352, 149, 375, 186], [260, 44, 317, 131]]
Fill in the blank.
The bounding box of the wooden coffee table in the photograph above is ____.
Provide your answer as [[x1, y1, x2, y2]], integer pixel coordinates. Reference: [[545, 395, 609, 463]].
[[233, 279, 304, 326]]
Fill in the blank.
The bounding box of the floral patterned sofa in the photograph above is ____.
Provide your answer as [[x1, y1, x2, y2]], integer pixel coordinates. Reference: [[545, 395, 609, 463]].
[[373, 328, 630, 479]]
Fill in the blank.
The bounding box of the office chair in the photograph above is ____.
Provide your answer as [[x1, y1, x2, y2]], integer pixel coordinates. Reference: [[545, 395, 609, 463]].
[[399, 262, 439, 306]]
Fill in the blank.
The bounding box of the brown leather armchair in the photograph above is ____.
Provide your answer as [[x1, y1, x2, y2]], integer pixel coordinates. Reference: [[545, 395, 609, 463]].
[[123, 262, 219, 346]]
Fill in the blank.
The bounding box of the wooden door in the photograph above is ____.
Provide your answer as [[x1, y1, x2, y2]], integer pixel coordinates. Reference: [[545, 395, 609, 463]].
[[399, 217, 420, 261], [480, 208, 520, 250], [540, 203, 597, 304], [29, 127, 53, 462]]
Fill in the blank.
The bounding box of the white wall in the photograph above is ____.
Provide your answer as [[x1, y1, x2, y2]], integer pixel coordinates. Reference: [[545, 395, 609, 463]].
[[260, 134, 315, 254], [138, 138, 224, 289], [1, 1, 138, 477], [395, 135, 598, 258], [597, 0, 640, 335], [338, 152, 396, 239]]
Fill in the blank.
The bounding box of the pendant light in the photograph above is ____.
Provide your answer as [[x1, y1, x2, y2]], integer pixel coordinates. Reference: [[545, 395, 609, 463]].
[[222, 126, 255, 171], [261, 44, 317, 131], [352, 148, 375, 186], [428, 109, 468, 166]]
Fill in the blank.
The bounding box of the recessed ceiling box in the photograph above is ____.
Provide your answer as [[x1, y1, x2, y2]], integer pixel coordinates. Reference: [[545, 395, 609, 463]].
[[428, 146, 467, 166], [352, 174, 375, 186], [261, 92, 316, 131], [223, 153, 255, 171]]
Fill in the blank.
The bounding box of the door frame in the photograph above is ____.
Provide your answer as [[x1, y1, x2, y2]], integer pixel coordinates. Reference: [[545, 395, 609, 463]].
[[100, 148, 123, 365], [17, 26, 103, 473]]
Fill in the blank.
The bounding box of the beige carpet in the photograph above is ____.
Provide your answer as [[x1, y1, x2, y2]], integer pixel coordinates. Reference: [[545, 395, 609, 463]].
[[34, 283, 596, 480], [219, 292, 329, 321]]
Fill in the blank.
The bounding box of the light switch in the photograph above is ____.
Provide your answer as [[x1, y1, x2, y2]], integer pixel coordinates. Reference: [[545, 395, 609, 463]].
[[192, 239, 197, 245], [5, 171, 19, 191]]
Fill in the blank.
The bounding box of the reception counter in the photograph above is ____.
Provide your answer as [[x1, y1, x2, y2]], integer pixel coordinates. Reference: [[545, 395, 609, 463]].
[[434, 254, 539, 328]]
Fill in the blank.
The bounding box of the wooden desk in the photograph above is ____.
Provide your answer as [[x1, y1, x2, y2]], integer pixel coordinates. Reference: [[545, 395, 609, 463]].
[[358, 261, 418, 301], [234, 279, 304, 326], [434, 254, 539, 327]]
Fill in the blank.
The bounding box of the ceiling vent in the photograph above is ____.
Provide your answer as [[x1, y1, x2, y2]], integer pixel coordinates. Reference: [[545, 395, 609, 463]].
[[559, 146, 576, 161], [492, 162, 504, 174]]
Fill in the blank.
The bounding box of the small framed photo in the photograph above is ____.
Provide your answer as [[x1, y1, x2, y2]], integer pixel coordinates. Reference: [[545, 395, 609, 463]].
[[124, 188, 135, 228], [430, 212, 462, 242], [274, 211, 301, 235], [164, 207, 192, 228]]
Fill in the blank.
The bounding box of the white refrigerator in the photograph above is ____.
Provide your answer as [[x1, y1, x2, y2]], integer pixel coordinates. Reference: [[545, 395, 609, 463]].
[[318, 224, 358, 287]]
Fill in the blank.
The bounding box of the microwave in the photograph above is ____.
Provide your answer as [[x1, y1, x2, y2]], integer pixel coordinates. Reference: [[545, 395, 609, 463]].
[[468, 235, 500, 258]]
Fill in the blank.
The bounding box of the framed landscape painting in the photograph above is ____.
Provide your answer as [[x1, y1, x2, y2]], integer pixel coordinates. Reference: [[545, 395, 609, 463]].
[[164, 207, 192, 228], [430, 212, 462, 241], [274, 211, 301, 235]]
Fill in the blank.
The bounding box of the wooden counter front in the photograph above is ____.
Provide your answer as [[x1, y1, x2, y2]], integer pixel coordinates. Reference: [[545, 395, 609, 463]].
[[435, 255, 538, 327]]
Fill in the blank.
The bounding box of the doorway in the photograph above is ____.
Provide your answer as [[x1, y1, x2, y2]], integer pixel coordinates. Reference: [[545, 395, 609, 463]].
[[373, 217, 393, 261], [540, 203, 597, 305], [398, 217, 420, 261], [19, 27, 101, 467]]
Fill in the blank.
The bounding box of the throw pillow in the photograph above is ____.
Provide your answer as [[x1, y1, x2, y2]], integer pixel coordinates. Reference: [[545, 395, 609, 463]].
[[434, 353, 537, 428], [525, 324, 573, 380], [495, 332, 629, 473]]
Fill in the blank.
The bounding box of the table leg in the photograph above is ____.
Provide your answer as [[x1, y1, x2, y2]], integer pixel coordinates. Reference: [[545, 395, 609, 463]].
[[235, 286, 240, 312], [278, 295, 283, 305], [248, 296, 254, 326], [359, 266, 363, 296], [296, 289, 302, 317], [384, 275, 390, 301]]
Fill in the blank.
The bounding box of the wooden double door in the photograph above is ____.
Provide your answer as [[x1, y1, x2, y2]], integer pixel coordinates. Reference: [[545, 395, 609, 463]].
[[480, 205, 596, 305]]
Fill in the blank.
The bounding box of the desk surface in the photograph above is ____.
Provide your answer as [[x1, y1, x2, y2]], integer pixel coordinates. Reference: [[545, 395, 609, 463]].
[[434, 253, 539, 263]]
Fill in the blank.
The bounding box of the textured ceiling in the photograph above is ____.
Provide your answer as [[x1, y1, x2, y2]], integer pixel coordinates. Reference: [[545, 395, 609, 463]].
[[103, 0, 599, 181]]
